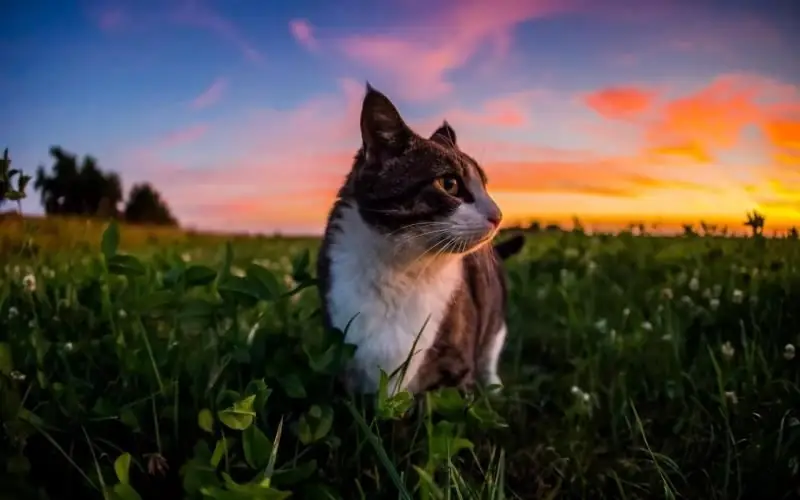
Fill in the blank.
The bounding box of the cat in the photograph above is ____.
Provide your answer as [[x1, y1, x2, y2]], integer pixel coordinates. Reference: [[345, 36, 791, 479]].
[[316, 83, 525, 396]]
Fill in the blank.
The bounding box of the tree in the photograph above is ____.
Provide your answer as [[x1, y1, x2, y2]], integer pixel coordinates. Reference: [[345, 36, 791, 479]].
[[789, 227, 798, 240], [124, 183, 178, 226], [34, 146, 123, 217], [744, 210, 765, 237], [0, 148, 31, 210]]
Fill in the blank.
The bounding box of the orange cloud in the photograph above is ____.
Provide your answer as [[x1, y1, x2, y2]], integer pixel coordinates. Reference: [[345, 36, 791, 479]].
[[289, 19, 318, 52], [337, 0, 576, 101], [190, 77, 228, 109], [585, 74, 800, 169], [584, 87, 657, 120], [646, 141, 713, 164]]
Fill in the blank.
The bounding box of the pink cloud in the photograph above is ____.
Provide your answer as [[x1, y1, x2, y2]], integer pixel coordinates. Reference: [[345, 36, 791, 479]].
[[91, 1, 264, 63], [159, 124, 210, 148], [289, 19, 318, 52], [190, 77, 228, 109], [170, 2, 263, 63], [337, 0, 577, 101]]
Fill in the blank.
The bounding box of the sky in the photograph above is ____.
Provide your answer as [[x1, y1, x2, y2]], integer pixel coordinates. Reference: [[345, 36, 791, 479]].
[[2, 0, 799, 235]]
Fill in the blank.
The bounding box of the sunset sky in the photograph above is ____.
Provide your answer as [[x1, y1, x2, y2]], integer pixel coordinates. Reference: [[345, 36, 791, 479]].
[[3, 0, 799, 234]]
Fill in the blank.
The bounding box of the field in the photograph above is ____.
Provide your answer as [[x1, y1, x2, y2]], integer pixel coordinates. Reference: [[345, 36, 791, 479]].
[[1, 216, 799, 499]]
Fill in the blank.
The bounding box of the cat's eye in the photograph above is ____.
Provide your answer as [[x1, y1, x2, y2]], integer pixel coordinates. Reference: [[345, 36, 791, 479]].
[[434, 176, 460, 196]]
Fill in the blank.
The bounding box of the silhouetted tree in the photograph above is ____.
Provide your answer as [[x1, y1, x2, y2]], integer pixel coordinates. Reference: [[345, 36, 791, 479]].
[[788, 227, 798, 240], [0, 148, 31, 210], [744, 210, 765, 237], [545, 223, 562, 232], [682, 224, 696, 237], [528, 220, 541, 232], [34, 146, 122, 217], [124, 183, 178, 226]]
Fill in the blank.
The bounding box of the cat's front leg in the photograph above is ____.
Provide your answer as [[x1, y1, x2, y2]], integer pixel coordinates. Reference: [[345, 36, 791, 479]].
[[478, 324, 507, 393]]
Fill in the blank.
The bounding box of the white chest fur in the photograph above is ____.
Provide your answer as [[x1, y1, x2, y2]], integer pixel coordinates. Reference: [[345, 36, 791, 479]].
[[324, 203, 463, 394]]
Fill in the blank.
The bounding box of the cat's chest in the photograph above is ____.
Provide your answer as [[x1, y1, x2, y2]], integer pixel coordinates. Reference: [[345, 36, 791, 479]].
[[326, 250, 462, 349]]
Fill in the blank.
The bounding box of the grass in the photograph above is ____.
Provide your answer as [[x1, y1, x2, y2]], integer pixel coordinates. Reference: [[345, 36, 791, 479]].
[[1, 216, 799, 499]]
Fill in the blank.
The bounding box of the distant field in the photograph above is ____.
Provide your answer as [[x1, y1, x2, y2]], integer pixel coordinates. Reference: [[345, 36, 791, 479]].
[[1, 216, 799, 499]]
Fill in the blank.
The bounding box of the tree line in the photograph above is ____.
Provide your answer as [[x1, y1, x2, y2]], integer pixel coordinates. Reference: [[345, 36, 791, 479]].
[[1, 146, 177, 226]]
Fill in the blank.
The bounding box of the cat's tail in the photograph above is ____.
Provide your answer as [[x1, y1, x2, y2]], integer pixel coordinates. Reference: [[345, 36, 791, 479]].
[[493, 234, 525, 260]]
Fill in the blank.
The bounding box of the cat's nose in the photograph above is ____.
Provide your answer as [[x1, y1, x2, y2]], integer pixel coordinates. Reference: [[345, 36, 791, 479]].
[[487, 213, 501, 227]]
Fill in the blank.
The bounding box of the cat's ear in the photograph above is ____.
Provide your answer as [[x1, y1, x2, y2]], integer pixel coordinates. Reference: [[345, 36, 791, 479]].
[[430, 121, 458, 149], [360, 83, 411, 156]]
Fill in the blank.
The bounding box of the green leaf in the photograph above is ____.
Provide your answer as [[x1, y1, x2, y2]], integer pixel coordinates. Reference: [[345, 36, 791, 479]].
[[291, 249, 311, 282], [210, 437, 237, 469], [217, 275, 260, 306], [112, 483, 143, 500], [102, 221, 120, 259], [217, 395, 256, 431], [277, 374, 306, 399], [114, 452, 132, 485], [246, 264, 282, 300], [244, 379, 272, 413], [185, 265, 218, 287], [198, 408, 214, 434], [242, 424, 273, 469], [119, 408, 140, 432], [297, 405, 333, 444], [0, 342, 13, 375], [107, 254, 146, 276], [272, 460, 318, 487]]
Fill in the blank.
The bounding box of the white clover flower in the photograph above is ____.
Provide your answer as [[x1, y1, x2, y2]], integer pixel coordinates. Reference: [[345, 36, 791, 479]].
[[10, 370, 26, 381], [732, 289, 744, 304], [594, 318, 608, 333], [8, 306, 18, 319], [28, 319, 36, 328], [119, 309, 127, 319], [564, 247, 579, 259], [587, 260, 597, 273], [582, 392, 591, 403], [641, 321, 653, 331], [721, 341, 735, 360], [570, 385, 581, 396], [609, 329, 617, 342], [181, 252, 192, 262], [22, 274, 36, 292], [231, 266, 245, 277], [709, 298, 720, 311], [702, 288, 712, 299], [681, 295, 693, 306], [689, 277, 700, 291], [64, 342, 74, 353], [784, 344, 796, 361], [725, 391, 738, 405], [12, 265, 20, 279], [661, 288, 674, 300], [661, 334, 672, 341], [622, 308, 630, 317]]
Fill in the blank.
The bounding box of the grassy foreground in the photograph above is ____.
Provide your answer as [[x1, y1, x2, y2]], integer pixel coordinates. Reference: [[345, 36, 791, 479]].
[[1, 217, 799, 499]]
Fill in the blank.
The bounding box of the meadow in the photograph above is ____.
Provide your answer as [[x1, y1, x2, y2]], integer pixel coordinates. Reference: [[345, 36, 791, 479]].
[[1, 215, 799, 499]]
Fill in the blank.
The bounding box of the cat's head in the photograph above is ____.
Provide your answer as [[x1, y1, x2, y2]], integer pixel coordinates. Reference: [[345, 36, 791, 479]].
[[345, 84, 503, 257]]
